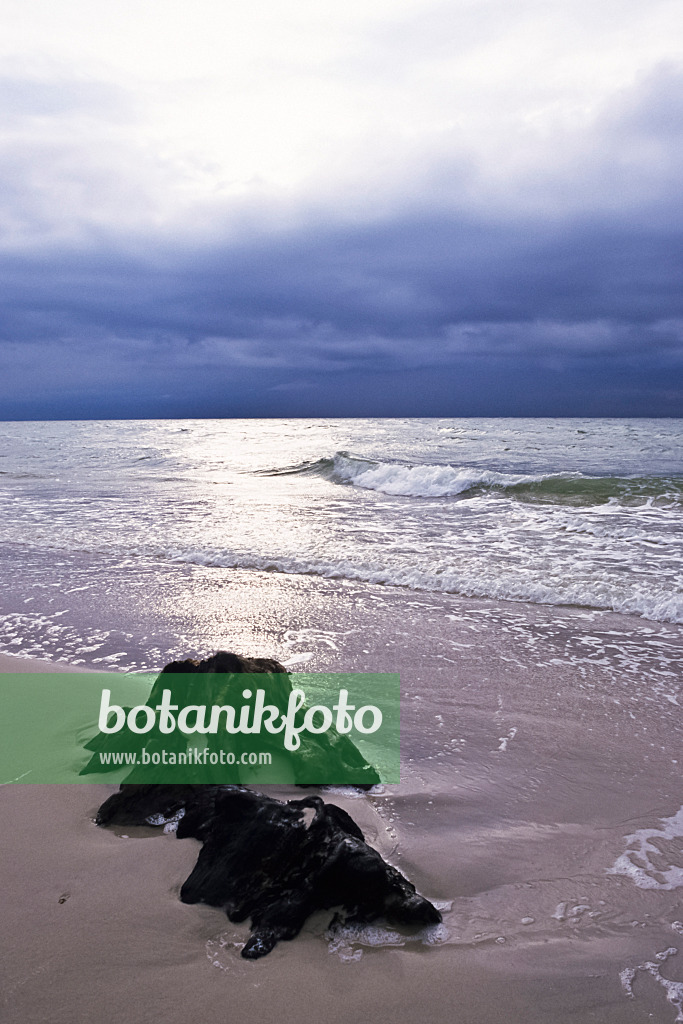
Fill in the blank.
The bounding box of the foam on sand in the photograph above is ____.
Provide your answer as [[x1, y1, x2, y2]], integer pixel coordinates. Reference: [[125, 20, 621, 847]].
[[609, 805, 683, 890], [620, 945, 683, 1023], [326, 917, 451, 962]]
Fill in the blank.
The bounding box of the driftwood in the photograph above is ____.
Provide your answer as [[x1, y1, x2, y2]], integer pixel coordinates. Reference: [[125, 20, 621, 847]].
[[96, 784, 441, 959]]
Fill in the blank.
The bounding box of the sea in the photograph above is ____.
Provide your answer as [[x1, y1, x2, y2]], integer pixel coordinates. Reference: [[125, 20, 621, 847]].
[[0, 416, 681, 670], [2, 417, 683, 1021]]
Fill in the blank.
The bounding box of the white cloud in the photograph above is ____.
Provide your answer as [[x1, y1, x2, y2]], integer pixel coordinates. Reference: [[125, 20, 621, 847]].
[[0, 0, 682, 241]]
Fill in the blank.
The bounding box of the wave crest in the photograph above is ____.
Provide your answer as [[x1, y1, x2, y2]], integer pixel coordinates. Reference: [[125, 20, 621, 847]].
[[260, 452, 683, 505]]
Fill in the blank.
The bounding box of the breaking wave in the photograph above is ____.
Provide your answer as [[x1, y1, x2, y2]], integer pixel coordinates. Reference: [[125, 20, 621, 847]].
[[158, 545, 683, 624], [260, 451, 683, 506]]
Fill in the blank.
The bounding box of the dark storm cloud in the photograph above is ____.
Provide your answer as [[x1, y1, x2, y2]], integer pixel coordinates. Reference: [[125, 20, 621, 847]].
[[1, 203, 681, 418], [2, 209, 681, 340]]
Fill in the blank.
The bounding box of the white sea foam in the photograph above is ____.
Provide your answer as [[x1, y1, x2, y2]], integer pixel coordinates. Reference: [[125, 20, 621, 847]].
[[497, 727, 517, 752], [158, 546, 683, 625], [281, 652, 314, 667], [327, 918, 450, 962], [609, 805, 683, 890], [620, 947, 683, 1022], [145, 807, 186, 833]]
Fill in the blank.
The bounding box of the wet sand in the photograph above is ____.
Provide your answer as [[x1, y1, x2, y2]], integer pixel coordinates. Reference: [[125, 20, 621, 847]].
[[1, 579, 683, 1024]]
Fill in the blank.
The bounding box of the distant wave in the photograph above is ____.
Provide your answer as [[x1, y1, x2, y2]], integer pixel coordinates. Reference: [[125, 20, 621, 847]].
[[259, 451, 683, 506]]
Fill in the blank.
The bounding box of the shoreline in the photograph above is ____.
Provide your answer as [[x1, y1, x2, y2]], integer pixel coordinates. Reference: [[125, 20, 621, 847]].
[[0, 650, 100, 673]]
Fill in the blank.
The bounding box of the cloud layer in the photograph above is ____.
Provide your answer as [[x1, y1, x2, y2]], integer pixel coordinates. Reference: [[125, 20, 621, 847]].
[[0, 0, 682, 416]]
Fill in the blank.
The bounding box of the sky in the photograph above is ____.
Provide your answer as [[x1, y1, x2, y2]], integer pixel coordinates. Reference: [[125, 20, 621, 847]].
[[1, 0, 682, 418]]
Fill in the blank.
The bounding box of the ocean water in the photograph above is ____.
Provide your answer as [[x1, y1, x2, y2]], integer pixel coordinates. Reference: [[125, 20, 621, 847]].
[[0, 418, 681, 667]]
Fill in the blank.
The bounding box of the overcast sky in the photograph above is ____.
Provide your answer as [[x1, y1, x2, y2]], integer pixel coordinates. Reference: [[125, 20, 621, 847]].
[[1, 0, 682, 417]]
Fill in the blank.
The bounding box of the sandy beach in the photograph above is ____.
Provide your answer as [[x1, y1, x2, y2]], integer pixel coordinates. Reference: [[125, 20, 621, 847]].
[[2, 575, 683, 1024]]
